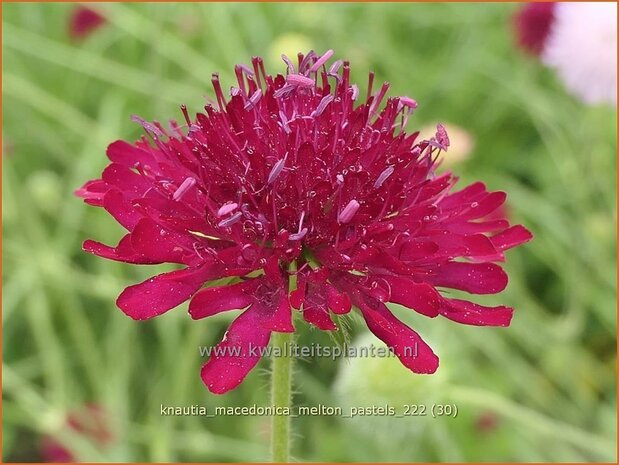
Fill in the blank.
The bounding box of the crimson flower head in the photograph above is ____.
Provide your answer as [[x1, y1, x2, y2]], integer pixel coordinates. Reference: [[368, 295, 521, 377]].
[[77, 50, 532, 394], [68, 6, 106, 40], [513, 2, 556, 55], [41, 404, 112, 462]]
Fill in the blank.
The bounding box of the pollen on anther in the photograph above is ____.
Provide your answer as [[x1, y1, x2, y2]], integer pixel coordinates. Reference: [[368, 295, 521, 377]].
[[217, 202, 239, 217], [286, 74, 315, 88], [218, 212, 242, 228], [374, 166, 395, 189], [268, 158, 286, 184], [338, 199, 360, 224], [172, 177, 196, 201]]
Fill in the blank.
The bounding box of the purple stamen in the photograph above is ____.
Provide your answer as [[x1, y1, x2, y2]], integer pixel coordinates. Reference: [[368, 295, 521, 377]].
[[311, 94, 334, 117], [286, 74, 315, 88], [328, 60, 343, 74], [218, 211, 242, 228], [217, 202, 239, 217], [279, 111, 292, 134], [298, 51, 317, 73], [374, 166, 395, 189], [436, 123, 450, 149], [268, 158, 286, 184], [309, 49, 334, 73], [237, 63, 254, 76], [131, 115, 164, 138], [338, 199, 360, 224], [399, 96, 418, 110], [244, 89, 262, 110], [273, 84, 296, 99], [281, 54, 296, 74], [172, 177, 196, 201], [289, 228, 308, 241]]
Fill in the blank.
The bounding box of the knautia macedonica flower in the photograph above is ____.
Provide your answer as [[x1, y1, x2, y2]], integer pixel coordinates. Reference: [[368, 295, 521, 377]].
[[513, 2, 556, 56], [77, 50, 532, 394], [68, 6, 106, 40], [41, 404, 112, 462], [514, 2, 617, 106]]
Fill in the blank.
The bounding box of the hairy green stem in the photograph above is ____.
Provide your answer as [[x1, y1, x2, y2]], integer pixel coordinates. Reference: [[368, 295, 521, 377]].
[[270, 331, 293, 462], [270, 263, 296, 462]]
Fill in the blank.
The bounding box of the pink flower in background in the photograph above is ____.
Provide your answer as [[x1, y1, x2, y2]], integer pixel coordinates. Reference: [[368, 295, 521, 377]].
[[41, 404, 112, 462], [513, 2, 617, 105], [68, 6, 106, 40], [77, 51, 532, 394], [475, 411, 500, 433], [513, 2, 555, 56]]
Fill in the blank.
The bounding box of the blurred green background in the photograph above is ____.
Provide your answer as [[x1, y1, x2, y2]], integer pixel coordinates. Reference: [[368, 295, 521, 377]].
[[2, 2, 617, 462]]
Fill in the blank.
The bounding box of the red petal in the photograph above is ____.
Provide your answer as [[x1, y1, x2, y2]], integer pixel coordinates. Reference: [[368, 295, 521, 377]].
[[102, 163, 151, 197], [201, 307, 271, 394], [459, 191, 507, 220], [106, 140, 156, 168], [382, 277, 441, 317], [441, 182, 486, 209], [490, 225, 533, 251], [289, 278, 306, 309], [303, 304, 337, 330], [441, 299, 514, 326], [75, 179, 108, 204], [326, 284, 351, 314], [358, 296, 439, 374], [449, 219, 510, 234], [262, 293, 294, 332], [429, 262, 508, 294], [130, 218, 195, 265], [83, 236, 158, 264], [398, 240, 439, 261], [116, 266, 212, 320], [102, 189, 142, 231], [189, 280, 256, 320]]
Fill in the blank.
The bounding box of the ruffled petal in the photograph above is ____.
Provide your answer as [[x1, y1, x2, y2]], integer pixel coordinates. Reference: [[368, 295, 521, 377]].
[[398, 240, 439, 261], [326, 284, 351, 314], [303, 304, 337, 330], [459, 191, 507, 220], [382, 276, 441, 317], [101, 163, 151, 197], [448, 219, 510, 234], [83, 236, 158, 264], [441, 298, 513, 326], [490, 225, 533, 251], [429, 262, 508, 294], [130, 218, 196, 265], [102, 189, 142, 231], [106, 140, 156, 168], [357, 294, 439, 374], [116, 265, 213, 320], [75, 179, 108, 204], [262, 292, 294, 332], [201, 307, 271, 394], [189, 280, 257, 320], [441, 182, 486, 209]]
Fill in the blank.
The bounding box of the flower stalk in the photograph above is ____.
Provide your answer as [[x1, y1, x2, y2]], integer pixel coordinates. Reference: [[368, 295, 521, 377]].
[[270, 331, 293, 463], [270, 262, 296, 462]]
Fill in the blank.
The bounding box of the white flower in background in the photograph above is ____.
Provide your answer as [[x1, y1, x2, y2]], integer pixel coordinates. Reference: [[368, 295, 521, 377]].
[[542, 2, 617, 106]]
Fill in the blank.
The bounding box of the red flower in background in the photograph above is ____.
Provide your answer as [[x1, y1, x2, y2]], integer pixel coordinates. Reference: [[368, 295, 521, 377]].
[[69, 6, 106, 40], [77, 51, 532, 394], [41, 404, 112, 462], [513, 2, 556, 55]]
